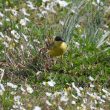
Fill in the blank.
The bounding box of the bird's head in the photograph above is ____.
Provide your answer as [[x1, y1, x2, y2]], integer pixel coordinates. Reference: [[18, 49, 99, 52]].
[[55, 36, 65, 42]]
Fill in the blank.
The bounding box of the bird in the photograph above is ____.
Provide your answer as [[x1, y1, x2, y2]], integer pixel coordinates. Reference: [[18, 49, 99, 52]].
[[47, 36, 67, 57]]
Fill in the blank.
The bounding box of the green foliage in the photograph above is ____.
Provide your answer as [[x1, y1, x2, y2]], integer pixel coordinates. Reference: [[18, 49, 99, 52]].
[[0, 91, 14, 110]]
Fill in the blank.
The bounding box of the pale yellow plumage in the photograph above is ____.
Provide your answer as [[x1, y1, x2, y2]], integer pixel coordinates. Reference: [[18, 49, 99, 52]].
[[48, 37, 67, 57]]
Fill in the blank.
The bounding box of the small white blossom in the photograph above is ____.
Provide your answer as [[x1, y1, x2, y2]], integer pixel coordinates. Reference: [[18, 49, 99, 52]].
[[44, 3, 56, 13], [75, 24, 81, 28], [79, 87, 83, 91], [72, 82, 81, 96], [42, 0, 50, 2], [26, 84, 34, 94], [33, 106, 41, 110], [3, 42, 9, 47], [90, 83, 95, 88], [74, 42, 80, 48], [7, 82, 17, 89], [11, 9, 18, 16], [0, 83, 5, 95], [26, 1, 36, 10], [6, 18, 10, 21], [20, 18, 30, 26], [56, 0, 68, 7], [96, 0, 100, 4], [5, 35, 11, 42], [92, 1, 97, 6], [10, 91, 16, 95], [89, 76, 94, 81], [21, 45, 24, 51], [46, 92, 52, 97], [0, 22, 3, 26], [20, 86, 26, 93], [20, 8, 30, 16], [59, 20, 64, 26], [13, 95, 26, 110], [22, 33, 28, 41], [0, 12, 4, 17], [71, 100, 76, 105], [0, 68, 4, 82], [47, 80, 56, 87], [60, 96, 68, 102], [11, 30, 20, 39], [60, 94, 68, 102], [83, 98, 87, 104], [58, 106, 64, 110], [102, 88, 110, 96], [46, 100, 52, 106], [42, 81, 46, 86], [0, 32, 4, 38], [14, 95, 21, 102]]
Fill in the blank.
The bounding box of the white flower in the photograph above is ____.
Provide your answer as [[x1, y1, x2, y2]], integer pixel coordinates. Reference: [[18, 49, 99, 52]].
[[79, 87, 83, 91], [0, 12, 4, 17], [75, 24, 81, 28], [22, 33, 28, 42], [42, 0, 50, 2], [47, 80, 56, 87], [0, 32, 4, 38], [20, 86, 26, 93], [0, 68, 4, 82], [26, 84, 33, 94], [102, 88, 110, 96], [46, 100, 52, 106], [0, 83, 5, 95], [11, 91, 16, 95], [26, 1, 36, 10], [3, 42, 9, 47], [13, 95, 26, 110], [71, 100, 76, 105], [6, 18, 10, 21], [60, 95, 68, 102], [11, 9, 18, 16], [83, 98, 87, 104], [0, 22, 3, 26], [56, 0, 68, 7], [42, 81, 46, 86], [44, 3, 56, 13], [89, 76, 94, 81], [7, 82, 17, 89], [90, 83, 95, 88], [11, 30, 20, 39], [21, 45, 24, 51], [58, 106, 64, 110], [74, 42, 80, 48], [20, 18, 30, 26], [59, 20, 64, 26], [92, 1, 97, 6], [20, 8, 30, 16], [14, 95, 21, 102], [33, 106, 41, 110], [96, 0, 100, 4], [46, 92, 52, 97], [5, 35, 11, 42], [53, 91, 61, 97], [72, 82, 81, 96]]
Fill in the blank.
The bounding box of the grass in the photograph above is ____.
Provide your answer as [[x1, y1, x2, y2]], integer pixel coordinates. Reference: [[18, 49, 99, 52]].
[[0, 0, 110, 110]]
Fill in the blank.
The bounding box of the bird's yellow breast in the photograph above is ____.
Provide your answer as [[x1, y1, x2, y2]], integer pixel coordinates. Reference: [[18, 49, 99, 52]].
[[48, 41, 67, 57]]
